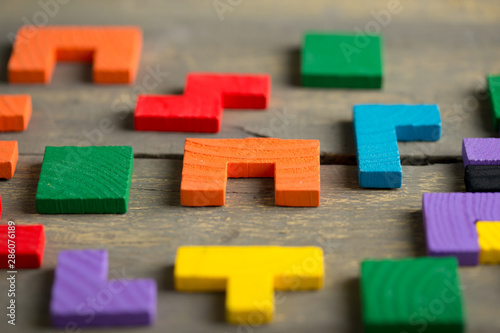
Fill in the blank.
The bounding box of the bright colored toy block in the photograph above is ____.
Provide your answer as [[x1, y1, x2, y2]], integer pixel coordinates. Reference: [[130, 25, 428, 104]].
[[50, 249, 156, 327], [301, 32, 383, 88], [361, 257, 465, 333], [476, 222, 500, 264], [354, 105, 441, 188], [8, 26, 142, 84], [487, 75, 500, 131], [422, 192, 500, 265], [36, 146, 134, 214], [134, 73, 270, 133], [0, 95, 32, 131], [462, 138, 500, 166], [180, 138, 320, 206], [465, 165, 500, 192], [0, 141, 19, 179], [0, 224, 45, 268], [174, 246, 323, 325]]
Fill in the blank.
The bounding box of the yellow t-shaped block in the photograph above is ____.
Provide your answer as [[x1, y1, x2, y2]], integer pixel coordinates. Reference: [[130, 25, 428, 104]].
[[477, 221, 500, 264], [174, 246, 324, 325]]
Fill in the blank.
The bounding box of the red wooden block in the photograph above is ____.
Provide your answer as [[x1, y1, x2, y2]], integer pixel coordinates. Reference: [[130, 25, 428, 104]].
[[134, 73, 270, 133], [8, 26, 142, 84], [0, 224, 45, 269]]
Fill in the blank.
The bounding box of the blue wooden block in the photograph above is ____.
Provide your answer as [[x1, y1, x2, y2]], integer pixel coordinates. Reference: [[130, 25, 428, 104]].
[[354, 104, 441, 188]]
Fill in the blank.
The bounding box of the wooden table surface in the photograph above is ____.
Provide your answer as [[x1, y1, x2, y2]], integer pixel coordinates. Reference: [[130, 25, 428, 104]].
[[1, 1, 500, 332]]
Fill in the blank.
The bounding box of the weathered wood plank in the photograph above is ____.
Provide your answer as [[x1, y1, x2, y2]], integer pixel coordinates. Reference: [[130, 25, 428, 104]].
[[0, 157, 499, 332], [0, 0, 499, 159]]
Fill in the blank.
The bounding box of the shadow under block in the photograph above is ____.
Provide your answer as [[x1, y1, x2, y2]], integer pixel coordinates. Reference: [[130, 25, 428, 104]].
[[0, 141, 19, 179], [301, 32, 383, 88], [0, 224, 45, 268], [180, 138, 320, 206], [476, 222, 500, 264], [8, 26, 142, 84], [354, 105, 441, 188], [134, 73, 270, 133], [35, 146, 134, 214], [465, 165, 500, 192], [487, 75, 500, 131], [462, 138, 500, 166], [422, 192, 500, 266], [174, 246, 324, 325], [0, 95, 32, 131], [361, 257, 465, 333], [50, 249, 156, 327]]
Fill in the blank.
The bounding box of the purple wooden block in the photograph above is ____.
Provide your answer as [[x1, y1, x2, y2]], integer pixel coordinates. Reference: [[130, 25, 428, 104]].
[[423, 192, 500, 266], [462, 138, 500, 167], [50, 249, 156, 328]]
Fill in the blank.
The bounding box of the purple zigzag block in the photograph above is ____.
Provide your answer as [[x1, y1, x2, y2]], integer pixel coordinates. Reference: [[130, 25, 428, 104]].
[[462, 138, 500, 166], [50, 249, 156, 328], [423, 192, 500, 266]]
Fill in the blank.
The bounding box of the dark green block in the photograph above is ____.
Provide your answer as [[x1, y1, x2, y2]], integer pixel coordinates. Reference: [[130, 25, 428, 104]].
[[36, 146, 134, 214], [301, 32, 383, 89], [361, 257, 465, 333], [488, 74, 500, 131]]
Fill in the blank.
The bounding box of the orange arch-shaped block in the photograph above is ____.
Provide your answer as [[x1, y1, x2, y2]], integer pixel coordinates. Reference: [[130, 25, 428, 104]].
[[181, 138, 320, 207], [8, 26, 142, 84]]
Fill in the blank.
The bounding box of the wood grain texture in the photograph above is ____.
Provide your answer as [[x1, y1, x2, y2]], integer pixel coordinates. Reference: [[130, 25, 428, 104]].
[[0, 0, 499, 157], [1, 157, 500, 333], [462, 138, 500, 166], [180, 138, 320, 206]]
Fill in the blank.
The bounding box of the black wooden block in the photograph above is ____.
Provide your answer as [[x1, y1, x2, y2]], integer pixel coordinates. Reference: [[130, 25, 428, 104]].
[[465, 165, 500, 192]]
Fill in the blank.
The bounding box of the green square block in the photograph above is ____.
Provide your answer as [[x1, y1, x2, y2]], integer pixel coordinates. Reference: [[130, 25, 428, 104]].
[[301, 32, 383, 88], [36, 146, 134, 214], [361, 257, 465, 333], [488, 74, 500, 131]]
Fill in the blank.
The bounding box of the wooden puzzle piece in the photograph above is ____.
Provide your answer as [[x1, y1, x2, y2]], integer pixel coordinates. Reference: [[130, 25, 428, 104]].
[[354, 105, 441, 188], [134, 73, 270, 133], [465, 165, 500, 192], [174, 246, 324, 325], [0, 95, 32, 131], [301, 32, 383, 88], [8, 26, 142, 84], [422, 192, 500, 265], [0, 141, 19, 179], [476, 222, 500, 264], [50, 249, 156, 327], [487, 75, 500, 131], [462, 138, 500, 166], [361, 257, 465, 333], [0, 224, 45, 269], [180, 138, 320, 206], [36, 146, 134, 214]]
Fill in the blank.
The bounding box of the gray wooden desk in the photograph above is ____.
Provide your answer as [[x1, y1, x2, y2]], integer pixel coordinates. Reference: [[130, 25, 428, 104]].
[[0, 1, 500, 332]]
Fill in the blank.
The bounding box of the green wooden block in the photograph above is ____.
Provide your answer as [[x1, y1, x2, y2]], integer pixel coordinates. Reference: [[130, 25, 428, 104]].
[[36, 146, 134, 214], [488, 74, 500, 131], [301, 32, 383, 89], [361, 257, 465, 333]]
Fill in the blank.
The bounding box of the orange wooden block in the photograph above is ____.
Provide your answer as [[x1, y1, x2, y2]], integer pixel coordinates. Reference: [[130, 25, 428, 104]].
[[0, 141, 18, 179], [0, 95, 32, 131], [181, 138, 320, 207], [8, 26, 142, 84]]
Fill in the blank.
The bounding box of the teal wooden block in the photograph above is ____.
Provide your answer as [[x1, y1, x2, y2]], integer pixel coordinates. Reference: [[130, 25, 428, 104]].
[[36, 146, 134, 214], [354, 104, 441, 188], [301, 32, 383, 88], [361, 257, 465, 333]]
